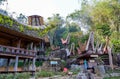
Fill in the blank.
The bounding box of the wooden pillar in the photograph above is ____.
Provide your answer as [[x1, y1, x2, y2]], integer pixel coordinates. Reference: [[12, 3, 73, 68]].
[[28, 59, 30, 70], [14, 56, 19, 72], [42, 41, 44, 51], [30, 42, 33, 50], [32, 57, 36, 71], [6, 58, 10, 71], [32, 45, 36, 71], [17, 39, 21, 48], [34, 45, 37, 52], [23, 59, 27, 71]]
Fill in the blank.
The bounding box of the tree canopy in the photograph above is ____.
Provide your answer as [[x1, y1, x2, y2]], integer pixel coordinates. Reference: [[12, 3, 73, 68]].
[[67, 0, 120, 52]]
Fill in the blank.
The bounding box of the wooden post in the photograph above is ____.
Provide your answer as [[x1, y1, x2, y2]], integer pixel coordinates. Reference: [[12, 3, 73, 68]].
[[34, 45, 37, 52], [30, 42, 33, 50], [23, 59, 27, 71], [41, 41, 44, 51], [32, 57, 36, 71], [17, 39, 21, 48], [6, 58, 10, 71], [14, 56, 19, 72], [32, 45, 36, 71]]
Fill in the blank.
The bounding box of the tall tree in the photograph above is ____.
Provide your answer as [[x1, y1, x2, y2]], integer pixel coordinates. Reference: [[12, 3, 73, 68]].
[[89, 0, 120, 52], [67, 0, 92, 30], [71, 0, 120, 52], [47, 14, 64, 46]]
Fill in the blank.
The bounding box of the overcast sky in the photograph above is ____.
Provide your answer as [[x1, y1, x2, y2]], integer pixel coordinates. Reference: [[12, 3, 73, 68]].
[[0, 0, 81, 19]]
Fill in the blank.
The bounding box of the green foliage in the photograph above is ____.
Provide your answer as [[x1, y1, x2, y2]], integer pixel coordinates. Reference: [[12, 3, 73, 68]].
[[14, 73, 30, 79], [79, 33, 89, 43], [0, 14, 14, 27], [112, 39, 120, 53], [45, 47, 52, 56], [18, 61, 23, 67], [0, 73, 30, 79], [0, 14, 42, 37], [104, 76, 120, 79], [47, 14, 64, 27], [0, 74, 7, 79], [97, 24, 111, 37], [68, 22, 81, 32], [61, 60, 66, 67], [5, 74, 14, 79], [35, 71, 68, 78], [44, 14, 65, 46], [35, 61, 43, 67], [36, 70, 54, 77], [26, 26, 33, 30], [72, 0, 120, 53], [19, 25, 24, 32], [106, 68, 120, 74], [39, 25, 56, 37]]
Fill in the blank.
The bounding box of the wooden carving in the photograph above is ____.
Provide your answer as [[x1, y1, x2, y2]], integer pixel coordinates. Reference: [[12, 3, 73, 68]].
[[61, 34, 70, 45], [28, 15, 44, 26]]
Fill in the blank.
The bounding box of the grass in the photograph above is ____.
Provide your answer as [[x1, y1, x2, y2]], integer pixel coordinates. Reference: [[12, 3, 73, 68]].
[[35, 70, 68, 78], [106, 69, 120, 73], [0, 73, 30, 79], [104, 76, 120, 79], [35, 70, 54, 78]]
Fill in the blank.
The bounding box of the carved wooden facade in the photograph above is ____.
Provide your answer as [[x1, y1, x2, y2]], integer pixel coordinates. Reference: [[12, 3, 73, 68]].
[[28, 15, 44, 26], [0, 24, 43, 73], [77, 32, 111, 68]]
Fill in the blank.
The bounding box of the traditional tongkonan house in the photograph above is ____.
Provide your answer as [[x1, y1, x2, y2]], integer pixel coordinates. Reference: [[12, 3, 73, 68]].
[[0, 14, 49, 73], [77, 32, 113, 71], [77, 32, 102, 70]]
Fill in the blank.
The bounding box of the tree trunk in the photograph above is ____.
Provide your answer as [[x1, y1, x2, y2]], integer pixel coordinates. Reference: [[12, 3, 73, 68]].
[[108, 46, 114, 70]]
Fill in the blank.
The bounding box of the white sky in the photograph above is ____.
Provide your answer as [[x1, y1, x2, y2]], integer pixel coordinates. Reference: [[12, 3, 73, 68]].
[[3, 0, 81, 19]]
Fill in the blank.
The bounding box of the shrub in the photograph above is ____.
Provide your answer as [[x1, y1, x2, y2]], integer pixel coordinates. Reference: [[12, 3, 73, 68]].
[[36, 70, 54, 77], [14, 73, 30, 79], [104, 76, 120, 79], [6, 74, 14, 79], [0, 73, 30, 79], [0, 74, 6, 79], [0, 74, 14, 79], [19, 25, 24, 32], [35, 61, 43, 67]]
